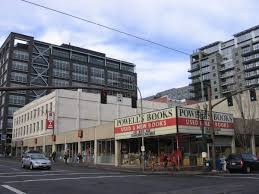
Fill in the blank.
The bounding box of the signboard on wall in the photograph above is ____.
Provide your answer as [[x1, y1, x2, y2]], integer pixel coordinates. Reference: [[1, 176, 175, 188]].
[[177, 107, 234, 135], [46, 112, 55, 130], [114, 108, 177, 140]]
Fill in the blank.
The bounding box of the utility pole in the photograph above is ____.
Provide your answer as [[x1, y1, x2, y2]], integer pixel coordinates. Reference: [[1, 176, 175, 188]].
[[208, 86, 216, 171]]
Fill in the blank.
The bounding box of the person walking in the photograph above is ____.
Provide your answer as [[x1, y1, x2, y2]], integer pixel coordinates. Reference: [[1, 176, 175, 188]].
[[52, 151, 56, 163], [64, 152, 68, 164]]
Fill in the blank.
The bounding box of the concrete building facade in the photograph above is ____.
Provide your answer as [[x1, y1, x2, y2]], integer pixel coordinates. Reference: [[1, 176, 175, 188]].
[[189, 25, 259, 101], [12, 89, 168, 162]]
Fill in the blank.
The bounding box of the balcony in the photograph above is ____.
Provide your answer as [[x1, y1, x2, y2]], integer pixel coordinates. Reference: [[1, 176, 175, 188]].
[[222, 87, 235, 94], [244, 72, 259, 79], [188, 73, 200, 79], [188, 64, 200, 72], [221, 80, 235, 86], [220, 72, 235, 79], [220, 65, 235, 72]]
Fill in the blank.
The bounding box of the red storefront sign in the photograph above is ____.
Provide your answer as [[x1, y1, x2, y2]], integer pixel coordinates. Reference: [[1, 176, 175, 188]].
[[46, 112, 55, 130]]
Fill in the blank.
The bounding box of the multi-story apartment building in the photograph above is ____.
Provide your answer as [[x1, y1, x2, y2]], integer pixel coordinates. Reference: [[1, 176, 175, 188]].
[[0, 32, 137, 154], [144, 86, 193, 101], [189, 25, 259, 101]]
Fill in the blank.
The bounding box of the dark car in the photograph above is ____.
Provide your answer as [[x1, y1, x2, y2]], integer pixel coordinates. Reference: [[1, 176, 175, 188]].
[[226, 153, 259, 173]]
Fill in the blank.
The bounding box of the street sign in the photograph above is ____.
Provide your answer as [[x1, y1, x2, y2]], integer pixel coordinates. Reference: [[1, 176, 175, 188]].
[[46, 112, 54, 130], [46, 120, 54, 129]]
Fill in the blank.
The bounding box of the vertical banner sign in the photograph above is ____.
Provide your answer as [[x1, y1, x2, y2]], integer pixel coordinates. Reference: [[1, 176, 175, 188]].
[[46, 112, 54, 130]]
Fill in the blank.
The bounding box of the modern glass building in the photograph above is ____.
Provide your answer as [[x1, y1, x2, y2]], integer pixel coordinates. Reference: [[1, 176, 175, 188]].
[[0, 32, 137, 154]]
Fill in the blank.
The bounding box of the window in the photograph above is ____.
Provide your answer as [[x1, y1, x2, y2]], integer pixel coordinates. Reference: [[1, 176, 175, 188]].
[[212, 66, 215, 70], [10, 72, 27, 83], [73, 63, 87, 74], [107, 71, 120, 87], [53, 59, 70, 70], [53, 69, 70, 79], [52, 79, 69, 87], [33, 123, 35, 133], [41, 120, 43, 131], [242, 46, 251, 54], [50, 102, 52, 112], [214, 88, 218, 92], [253, 43, 259, 51], [71, 53, 88, 62], [13, 50, 29, 61], [215, 96, 218, 99], [7, 119, 13, 128], [37, 122, 39, 132], [72, 72, 87, 82], [106, 60, 120, 69], [30, 124, 32, 134], [52, 48, 70, 58], [12, 61, 28, 72], [90, 67, 105, 84], [89, 56, 104, 66], [41, 106, 44, 116], [9, 95, 25, 105], [121, 64, 135, 72], [213, 73, 216, 77], [46, 104, 48, 114]]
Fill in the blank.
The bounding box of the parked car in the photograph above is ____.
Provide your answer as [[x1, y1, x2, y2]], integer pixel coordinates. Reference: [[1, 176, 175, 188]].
[[21, 153, 52, 170], [226, 153, 259, 173]]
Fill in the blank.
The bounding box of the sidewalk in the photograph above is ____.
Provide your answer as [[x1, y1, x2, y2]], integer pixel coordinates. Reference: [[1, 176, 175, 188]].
[[1, 157, 226, 176], [53, 160, 226, 176]]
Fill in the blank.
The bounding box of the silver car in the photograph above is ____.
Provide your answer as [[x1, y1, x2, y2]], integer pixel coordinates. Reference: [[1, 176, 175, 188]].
[[21, 153, 52, 170]]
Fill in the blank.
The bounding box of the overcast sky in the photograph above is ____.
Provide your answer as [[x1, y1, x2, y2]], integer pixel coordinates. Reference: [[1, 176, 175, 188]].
[[1, 0, 259, 97]]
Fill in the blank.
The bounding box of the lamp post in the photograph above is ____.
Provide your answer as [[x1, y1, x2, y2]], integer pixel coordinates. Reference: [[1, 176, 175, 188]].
[[136, 86, 145, 172]]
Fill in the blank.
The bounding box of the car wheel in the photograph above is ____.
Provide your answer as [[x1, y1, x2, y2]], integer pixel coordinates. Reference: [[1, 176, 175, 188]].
[[21, 162, 25, 168], [245, 166, 251, 173], [30, 163, 34, 170]]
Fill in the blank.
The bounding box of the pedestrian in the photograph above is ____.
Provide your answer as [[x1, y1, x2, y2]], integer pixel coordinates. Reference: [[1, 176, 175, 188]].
[[164, 154, 168, 168], [52, 151, 56, 163], [77, 153, 82, 163], [64, 152, 68, 164]]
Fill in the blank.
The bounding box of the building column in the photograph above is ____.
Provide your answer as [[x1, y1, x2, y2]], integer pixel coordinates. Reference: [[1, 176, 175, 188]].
[[52, 143, 56, 153], [94, 137, 97, 165], [115, 140, 121, 167], [78, 140, 81, 154], [64, 137, 67, 152], [251, 134, 256, 155], [231, 136, 236, 154], [42, 136, 46, 154]]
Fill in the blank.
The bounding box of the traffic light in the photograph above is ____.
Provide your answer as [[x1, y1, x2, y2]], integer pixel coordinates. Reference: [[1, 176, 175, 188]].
[[249, 88, 257, 101], [227, 96, 233, 106], [131, 95, 137, 108], [100, 89, 107, 104]]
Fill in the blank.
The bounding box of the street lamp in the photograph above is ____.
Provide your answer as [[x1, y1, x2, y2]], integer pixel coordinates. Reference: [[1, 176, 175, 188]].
[[136, 86, 145, 172]]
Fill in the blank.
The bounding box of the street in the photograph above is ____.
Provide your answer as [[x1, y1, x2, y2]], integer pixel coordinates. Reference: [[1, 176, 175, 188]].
[[0, 159, 258, 193]]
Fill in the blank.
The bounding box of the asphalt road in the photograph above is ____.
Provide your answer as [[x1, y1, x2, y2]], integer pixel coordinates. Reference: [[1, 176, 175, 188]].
[[0, 159, 258, 194]]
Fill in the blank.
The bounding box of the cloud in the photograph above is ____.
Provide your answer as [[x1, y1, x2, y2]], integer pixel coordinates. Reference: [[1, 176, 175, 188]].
[[0, 0, 259, 97]]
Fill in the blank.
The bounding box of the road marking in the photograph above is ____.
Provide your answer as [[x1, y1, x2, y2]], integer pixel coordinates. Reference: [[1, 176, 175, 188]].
[[10, 168, 21, 172], [0, 172, 122, 178], [1, 185, 26, 194], [198, 175, 259, 180], [5, 174, 146, 183], [0, 170, 70, 175]]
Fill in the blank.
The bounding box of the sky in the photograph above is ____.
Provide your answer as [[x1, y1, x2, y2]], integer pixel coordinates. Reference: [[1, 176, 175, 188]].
[[0, 0, 259, 97]]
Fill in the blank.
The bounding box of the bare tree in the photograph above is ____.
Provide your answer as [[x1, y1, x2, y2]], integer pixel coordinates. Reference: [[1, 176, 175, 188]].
[[233, 91, 258, 152]]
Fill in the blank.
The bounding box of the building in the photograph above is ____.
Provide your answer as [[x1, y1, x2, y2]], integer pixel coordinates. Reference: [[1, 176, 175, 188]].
[[189, 25, 259, 101], [0, 32, 137, 153], [144, 86, 193, 101], [12, 89, 168, 157], [13, 89, 259, 167]]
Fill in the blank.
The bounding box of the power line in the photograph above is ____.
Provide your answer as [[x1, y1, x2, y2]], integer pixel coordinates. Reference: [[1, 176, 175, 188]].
[[18, 0, 190, 56]]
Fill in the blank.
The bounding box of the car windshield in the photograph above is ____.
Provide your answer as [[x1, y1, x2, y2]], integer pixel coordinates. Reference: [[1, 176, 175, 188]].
[[30, 154, 46, 160], [241, 153, 257, 161]]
